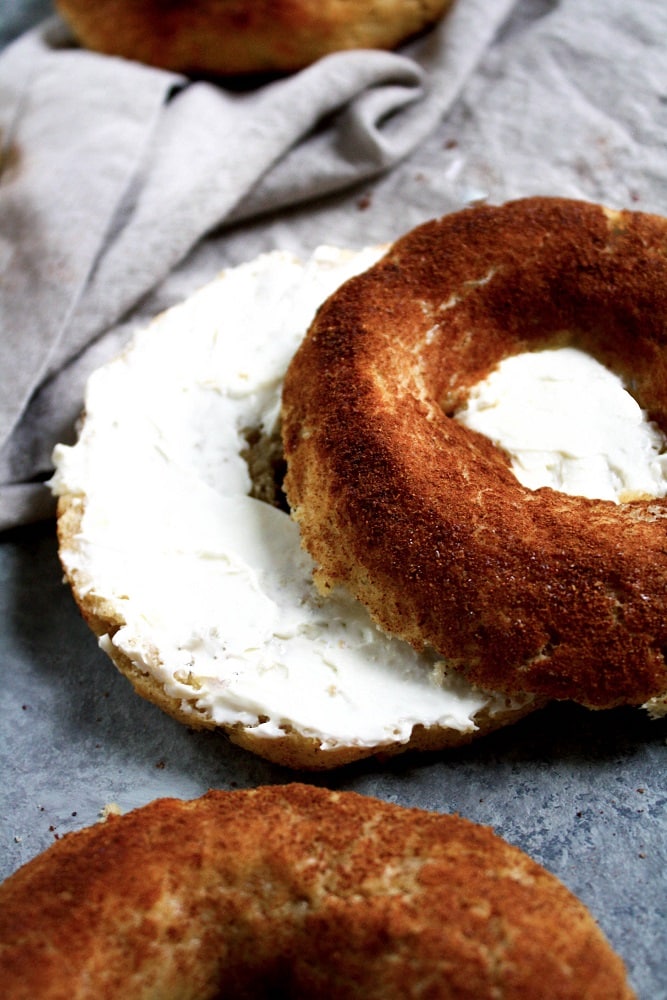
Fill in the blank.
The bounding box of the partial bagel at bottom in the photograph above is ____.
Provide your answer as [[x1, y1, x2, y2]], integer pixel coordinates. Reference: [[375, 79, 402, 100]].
[[0, 784, 635, 999], [282, 196, 667, 714]]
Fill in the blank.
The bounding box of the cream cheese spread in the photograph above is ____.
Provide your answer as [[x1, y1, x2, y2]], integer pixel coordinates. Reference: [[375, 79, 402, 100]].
[[456, 346, 667, 503], [51, 247, 514, 755]]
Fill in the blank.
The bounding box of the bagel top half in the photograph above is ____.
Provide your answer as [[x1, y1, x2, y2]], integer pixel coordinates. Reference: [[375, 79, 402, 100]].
[[281, 196, 667, 711]]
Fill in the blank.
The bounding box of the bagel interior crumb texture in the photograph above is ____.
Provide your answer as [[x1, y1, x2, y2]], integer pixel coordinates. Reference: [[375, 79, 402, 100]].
[[55, 0, 454, 75], [0, 785, 636, 1000], [282, 196, 667, 711]]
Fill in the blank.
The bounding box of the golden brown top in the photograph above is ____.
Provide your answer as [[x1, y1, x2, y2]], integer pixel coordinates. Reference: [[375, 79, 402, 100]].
[[0, 784, 634, 998], [55, 0, 453, 75], [282, 197, 667, 708]]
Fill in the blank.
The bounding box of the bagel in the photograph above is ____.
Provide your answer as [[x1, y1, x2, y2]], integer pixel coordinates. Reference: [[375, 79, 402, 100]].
[[55, 0, 453, 76], [0, 784, 635, 999], [50, 246, 535, 771], [281, 196, 667, 712]]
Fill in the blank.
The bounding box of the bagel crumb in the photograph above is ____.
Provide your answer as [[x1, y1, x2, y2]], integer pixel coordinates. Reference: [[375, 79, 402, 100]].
[[99, 803, 122, 821]]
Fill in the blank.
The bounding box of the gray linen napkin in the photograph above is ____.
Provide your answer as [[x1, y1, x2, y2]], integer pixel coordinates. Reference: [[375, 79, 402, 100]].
[[0, 0, 517, 530]]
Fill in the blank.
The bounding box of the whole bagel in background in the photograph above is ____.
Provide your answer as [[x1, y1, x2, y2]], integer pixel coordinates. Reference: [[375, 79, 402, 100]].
[[0, 784, 635, 999], [55, 0, 454, 75], [282, 196, 667, 712]]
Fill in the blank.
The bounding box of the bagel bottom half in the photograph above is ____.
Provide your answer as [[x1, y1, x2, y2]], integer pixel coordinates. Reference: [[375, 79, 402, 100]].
[[50, 246, 537, 770], [0, 784, 634, 999]]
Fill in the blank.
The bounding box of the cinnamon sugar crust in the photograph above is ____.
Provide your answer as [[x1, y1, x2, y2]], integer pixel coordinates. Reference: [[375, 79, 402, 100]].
[[282, 197, 667, 709], [0, 784, 634, 999]]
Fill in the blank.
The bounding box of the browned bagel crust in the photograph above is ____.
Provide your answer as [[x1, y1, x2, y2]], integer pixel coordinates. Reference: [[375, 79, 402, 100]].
[[0, 784, 634, 999], [55, 0, 453, 76], [282, 197, 667, 710]]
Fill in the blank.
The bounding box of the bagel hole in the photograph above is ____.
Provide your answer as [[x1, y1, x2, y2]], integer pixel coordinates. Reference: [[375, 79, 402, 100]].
[[452, 347, 667, 504], [241, 423, 290, 513]]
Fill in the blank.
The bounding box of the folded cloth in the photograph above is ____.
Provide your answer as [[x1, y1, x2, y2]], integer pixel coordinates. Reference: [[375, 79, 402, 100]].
[[0, 0, 517, 531]]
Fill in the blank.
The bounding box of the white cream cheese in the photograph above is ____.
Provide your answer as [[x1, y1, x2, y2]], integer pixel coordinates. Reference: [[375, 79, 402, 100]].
[[456, 346, 667, 503], [51, 247, 514, 755]]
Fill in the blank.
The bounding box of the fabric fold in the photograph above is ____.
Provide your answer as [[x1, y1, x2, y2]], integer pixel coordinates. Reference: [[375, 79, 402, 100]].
[[0, 0, 520, 528], [0, 21, 179, 449]]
